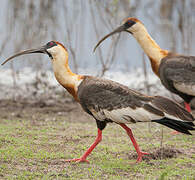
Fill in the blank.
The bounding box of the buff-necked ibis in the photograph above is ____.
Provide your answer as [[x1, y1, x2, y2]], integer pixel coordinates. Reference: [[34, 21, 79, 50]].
[[2, 41, 194, 163], [94, 17, 195, 113]]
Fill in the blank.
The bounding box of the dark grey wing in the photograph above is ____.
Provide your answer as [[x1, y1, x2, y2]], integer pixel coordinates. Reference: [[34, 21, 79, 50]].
[[77, 76, 194, 124], [78, 76, 155, 123], [78, 76, 148, 109], [151, 96, 193, 122], [159, 56, 195, 100]]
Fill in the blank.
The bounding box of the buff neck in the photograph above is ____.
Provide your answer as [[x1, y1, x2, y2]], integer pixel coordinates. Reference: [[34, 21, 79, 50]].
[[132, 25, 168, 76], [51, 48, 83, 100]]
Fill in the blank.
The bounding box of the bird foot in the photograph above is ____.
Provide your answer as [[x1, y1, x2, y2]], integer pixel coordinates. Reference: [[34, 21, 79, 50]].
[[136, 151, 149, 163], [65, 158, 89, 163], [170, 131, 180, 135]]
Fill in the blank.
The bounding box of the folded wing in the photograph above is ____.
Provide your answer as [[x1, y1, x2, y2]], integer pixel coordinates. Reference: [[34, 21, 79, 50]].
[[78, 77, 194, 131]]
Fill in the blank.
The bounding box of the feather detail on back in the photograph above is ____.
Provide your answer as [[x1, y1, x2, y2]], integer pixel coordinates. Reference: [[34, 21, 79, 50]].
[[77, 76, 194, 126], [159, 55, 195, 103]]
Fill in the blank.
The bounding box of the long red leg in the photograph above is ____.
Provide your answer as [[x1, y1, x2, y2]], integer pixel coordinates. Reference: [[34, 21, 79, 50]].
[[184, 102, 191, 112], [171, 102, 191, 135], [119, 123, 149, 162], [65, 128, 102, 163]]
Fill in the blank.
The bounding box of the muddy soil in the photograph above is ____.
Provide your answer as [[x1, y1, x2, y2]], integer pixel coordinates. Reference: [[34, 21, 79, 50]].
[[0, 97, 194, 164], [0, 96, 194, 124], [0, 97, 94, 125]]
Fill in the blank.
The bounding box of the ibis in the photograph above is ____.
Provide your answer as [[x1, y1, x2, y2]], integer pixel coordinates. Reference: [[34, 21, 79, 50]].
[[94, 17, 195, 113], [2, 41, 194, 163]]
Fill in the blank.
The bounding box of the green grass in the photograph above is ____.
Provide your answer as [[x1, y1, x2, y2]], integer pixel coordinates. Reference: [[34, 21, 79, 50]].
[[0, 116, 194, 179]]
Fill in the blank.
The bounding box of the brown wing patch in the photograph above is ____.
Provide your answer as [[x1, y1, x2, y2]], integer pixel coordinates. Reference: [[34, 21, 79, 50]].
[[143, 104, 164, 116], [64, 76, 85, 102], [64, 85, 79, 102], [152, 96, 194, 122], [160, 50, 169, 57], [123, 115, 136, 123], [78, 75, 85, 80], [148, 50, 169, 76], [149, 57, 160, 76]]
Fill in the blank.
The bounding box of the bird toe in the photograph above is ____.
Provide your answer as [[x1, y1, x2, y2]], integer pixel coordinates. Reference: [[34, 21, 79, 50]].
[[136, 151, 149, 163], [65, 158, 89, 163], [170, 131, 180, 135]]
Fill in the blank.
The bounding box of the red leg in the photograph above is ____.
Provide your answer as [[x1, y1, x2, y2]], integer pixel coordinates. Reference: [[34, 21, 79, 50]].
[[170, 130, 180, 135], [119, 123, 149, 163], [65, 129, 102, 163], [171, 102, 191, 135], [184, 102, 191, 112]]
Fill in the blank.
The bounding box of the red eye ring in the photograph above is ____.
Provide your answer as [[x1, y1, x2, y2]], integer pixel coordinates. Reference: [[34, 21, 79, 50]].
[[49, 41, 54, 46], [46, 41, 57, 49]]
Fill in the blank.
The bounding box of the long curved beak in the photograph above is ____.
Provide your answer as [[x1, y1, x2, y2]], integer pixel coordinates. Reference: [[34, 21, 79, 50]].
[[93, 24, 129, 52], [1, 46, 47, 65]]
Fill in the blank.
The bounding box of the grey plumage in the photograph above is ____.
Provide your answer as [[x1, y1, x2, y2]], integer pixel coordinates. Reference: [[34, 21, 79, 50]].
[[78, 76, 150, 111], [159, 55, 195, 103], [77, 76, 194, 134], [93, 17, 195, 107], [2, 40, 194, 163]]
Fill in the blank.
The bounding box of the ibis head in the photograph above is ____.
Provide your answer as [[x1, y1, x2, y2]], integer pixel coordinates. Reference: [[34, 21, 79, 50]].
[[93, 17, 143, 52], [1, 41, 66, 65]]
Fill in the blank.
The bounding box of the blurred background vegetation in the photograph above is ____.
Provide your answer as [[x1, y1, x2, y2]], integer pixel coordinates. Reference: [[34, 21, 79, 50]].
[[0, 2, 194, 179], [0, 0, 194, 99], [0, 0, 194, 72]]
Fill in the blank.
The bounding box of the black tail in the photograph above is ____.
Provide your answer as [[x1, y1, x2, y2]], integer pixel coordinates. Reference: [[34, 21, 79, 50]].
[[152, 118, 195, 135]]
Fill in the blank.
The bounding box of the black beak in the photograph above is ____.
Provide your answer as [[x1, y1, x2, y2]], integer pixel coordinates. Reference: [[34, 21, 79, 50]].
[[1, 46, 48, 65], [93, 24, 130, 52]]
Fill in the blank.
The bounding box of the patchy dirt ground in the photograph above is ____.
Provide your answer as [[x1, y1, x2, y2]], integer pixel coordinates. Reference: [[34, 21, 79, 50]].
[[0, 97, 194, 179], [0, 97, 92, 124], [0, 97, 194, 125]]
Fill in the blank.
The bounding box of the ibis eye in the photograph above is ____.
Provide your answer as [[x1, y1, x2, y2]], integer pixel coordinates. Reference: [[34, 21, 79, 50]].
[[124, 20, 136, 28], [46, 41, 57, 49]]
